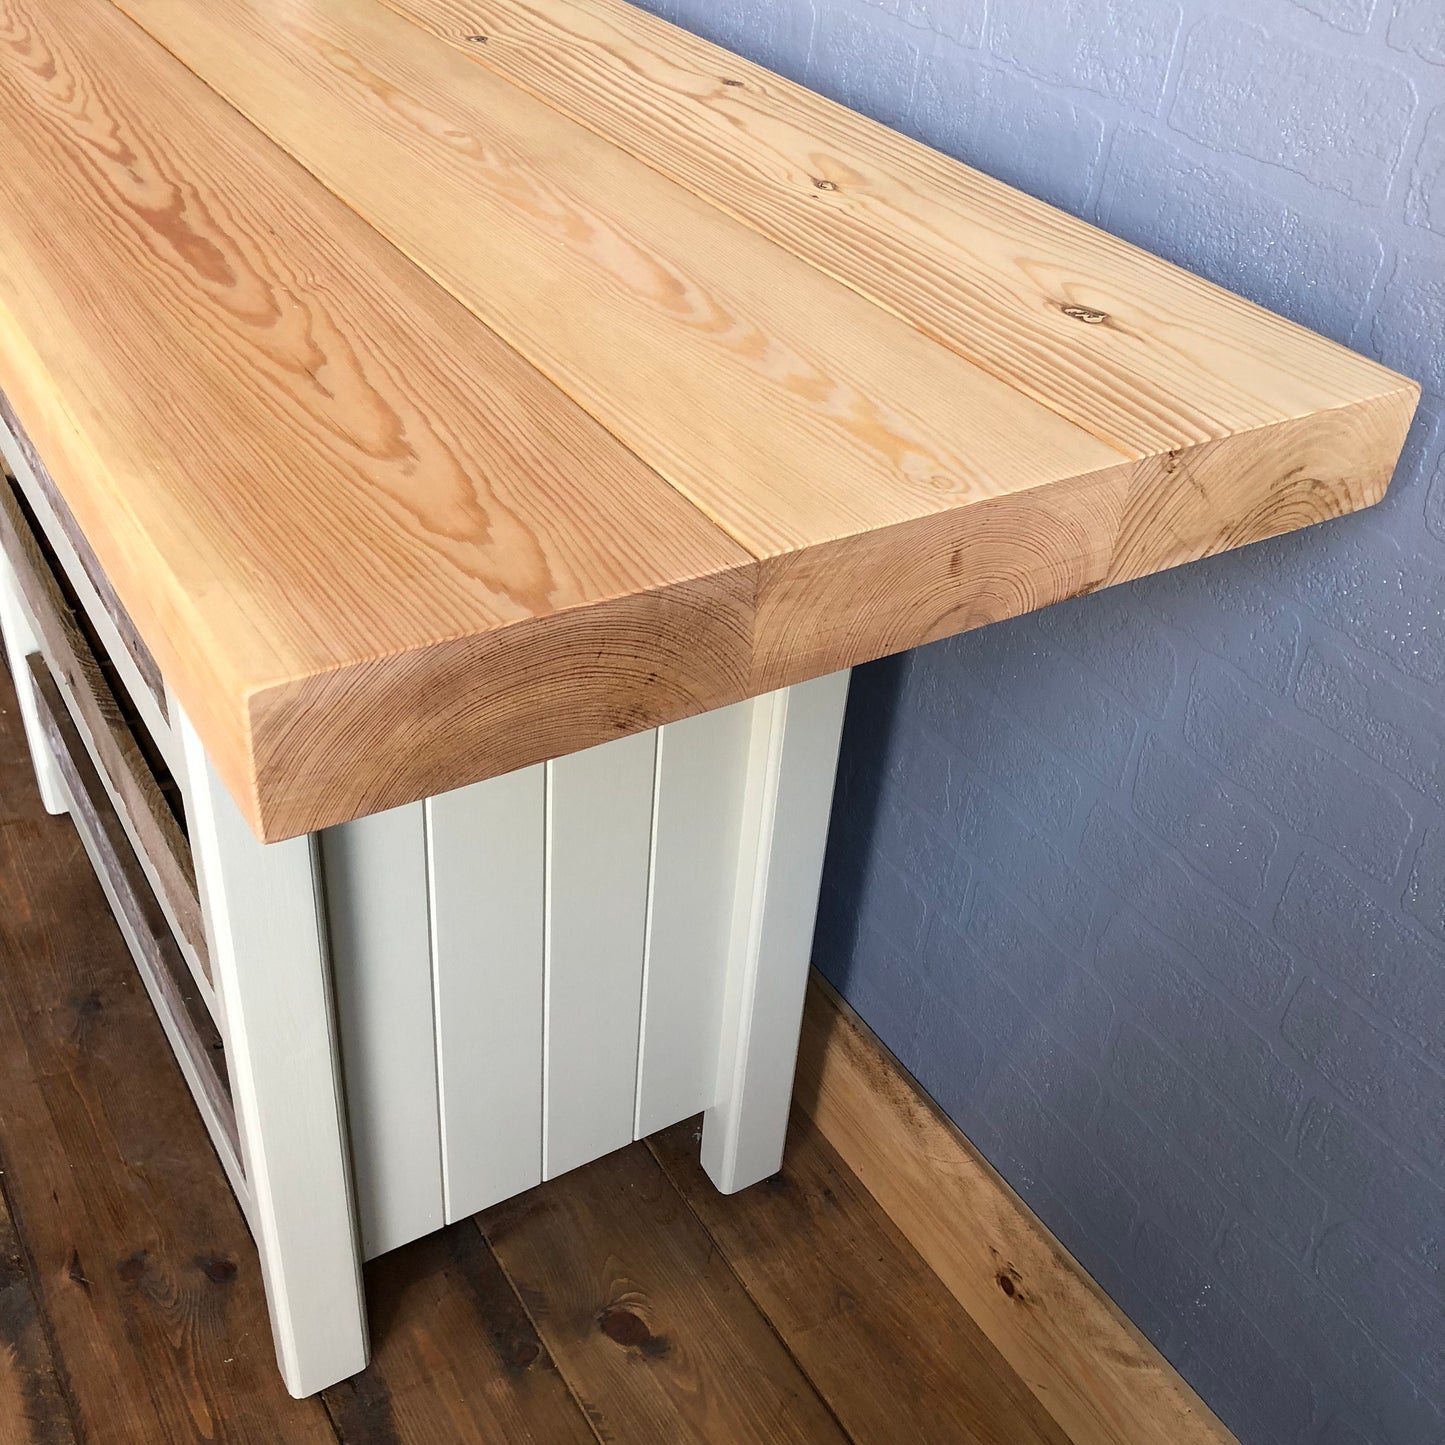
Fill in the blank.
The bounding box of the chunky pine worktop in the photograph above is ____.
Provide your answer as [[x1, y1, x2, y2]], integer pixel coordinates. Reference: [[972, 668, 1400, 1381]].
[[0, 0, 1418, 841]]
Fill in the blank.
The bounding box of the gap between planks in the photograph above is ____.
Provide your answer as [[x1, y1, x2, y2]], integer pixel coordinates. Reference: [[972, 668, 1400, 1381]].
[[647, 1115, 1069, 1445]]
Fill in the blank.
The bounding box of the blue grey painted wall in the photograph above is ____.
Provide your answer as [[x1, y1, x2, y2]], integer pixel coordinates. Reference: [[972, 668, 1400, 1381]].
[[629, 2, 1444, 1442]]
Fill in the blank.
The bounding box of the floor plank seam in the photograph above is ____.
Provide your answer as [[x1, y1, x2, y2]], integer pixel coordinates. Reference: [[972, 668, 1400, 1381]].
[[0, 1034, 88, 1445], [463, 1216, 611, 1445], [319, 1380, 384, 1445], [642, 1128, 859, 1445]]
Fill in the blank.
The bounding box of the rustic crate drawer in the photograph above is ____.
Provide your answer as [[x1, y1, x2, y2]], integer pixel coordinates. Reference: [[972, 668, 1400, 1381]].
[[27, 653, 246, 1207], [0, 472, 212, 1002]]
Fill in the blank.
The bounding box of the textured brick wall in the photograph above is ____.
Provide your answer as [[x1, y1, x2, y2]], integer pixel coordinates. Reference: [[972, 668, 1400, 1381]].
[[631, 2, 1445, 1442]]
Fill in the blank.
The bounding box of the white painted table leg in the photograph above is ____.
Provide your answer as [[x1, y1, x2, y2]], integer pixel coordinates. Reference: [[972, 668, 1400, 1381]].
[[702, 670, 850, 1193], [173, 705, 368, 1398], [0, 552, 68, 815]]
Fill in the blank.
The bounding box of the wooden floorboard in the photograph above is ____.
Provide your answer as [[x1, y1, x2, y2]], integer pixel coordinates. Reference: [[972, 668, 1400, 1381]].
[[323, 1225, 598, 1445], [0, 676, 338, 1445], [0, 1177, 76, 1445], [651, 1114, 1070, 1445], [477, 1143, 851, 1445], [0, 659, 1111, 1444], [797, 978, 1237, 1445]]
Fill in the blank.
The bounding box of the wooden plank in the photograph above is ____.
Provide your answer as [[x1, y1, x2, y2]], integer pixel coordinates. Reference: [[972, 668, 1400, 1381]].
[[478, 1143, 850, 1445], [27, 658, 242, 1197], [98, 0, 1421, 631], [0, 0, 753, 843], [651, 1115, 1070, 1445], [634, 701, 753, 1138], [0, 0, 1418, 842], [384, 0, 1405, 456], [322, 1226, 598, 1445], [174, 707, 369, 1398], [795, 977, 1239, 1445], [122, 0, 1397, 706], [0, 477, 210, 993], [322, 804, 444, 1260], [750, 404, 1412, 692], [0, 1182, 77, 1445], [110, 0, 1132, 562], [703, 671, 849, 1191], [428, 769, 546, 1223], [544, 732, 656, 1181], [0, 673, 339, 1443]]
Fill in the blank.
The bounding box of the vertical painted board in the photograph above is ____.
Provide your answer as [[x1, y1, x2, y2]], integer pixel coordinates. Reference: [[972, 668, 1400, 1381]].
[[634, 700, 754, 1138], [321, 803, 444, 1259], [428, 765, 546, 1222], [173, 705, 367, 1398], [544, 729, 656, 1180], [702, 670, 851, 1193], [0, 554, 68, 814]]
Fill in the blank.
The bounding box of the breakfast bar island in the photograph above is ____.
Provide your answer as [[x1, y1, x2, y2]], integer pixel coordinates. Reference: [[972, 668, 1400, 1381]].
[[0, 0, 1417, 1398]]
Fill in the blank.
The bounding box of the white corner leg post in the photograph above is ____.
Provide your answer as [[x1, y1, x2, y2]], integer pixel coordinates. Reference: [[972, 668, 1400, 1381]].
[[0, 551, 68, 815], [702, 669, 851, 1193], [173, 704, 368, 1397]]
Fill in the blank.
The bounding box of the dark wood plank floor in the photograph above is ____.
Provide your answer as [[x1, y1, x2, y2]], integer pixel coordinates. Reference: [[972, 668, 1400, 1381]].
[[0, 667, 1066, 1445]]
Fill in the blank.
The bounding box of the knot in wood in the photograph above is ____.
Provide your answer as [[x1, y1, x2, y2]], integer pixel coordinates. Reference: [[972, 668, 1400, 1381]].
[[598, 1305, 669, 1357], [1061, 304, 1109, 325], [198, 1254, 239, 1284]]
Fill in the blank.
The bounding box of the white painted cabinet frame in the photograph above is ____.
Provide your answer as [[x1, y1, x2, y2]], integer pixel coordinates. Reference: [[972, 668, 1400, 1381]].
[[172, 706, 370, 1396], [0, 551, 68, 817], [165, 672, 850, 1395]]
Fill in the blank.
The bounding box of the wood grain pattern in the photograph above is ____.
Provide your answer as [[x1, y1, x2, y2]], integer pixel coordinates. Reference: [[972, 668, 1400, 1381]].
[[795, 977, 1240, 1445], [0, 673, 337, 1444], [0, 393, 165, 719], [2, 676, 1241, 1442], [112, 0, 1130, 549], [322, 1227, 598, 1445], [0, 478, 209, 987], [0, 0, 1419, 840], [755, 403, 1413, 691], [382, 0, 1404, 456], [651, 1115, 1070, 1445], [478, 1146, 850, 1445], [0, 0, 751, 840], [0, 1183, 75, 1445]]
